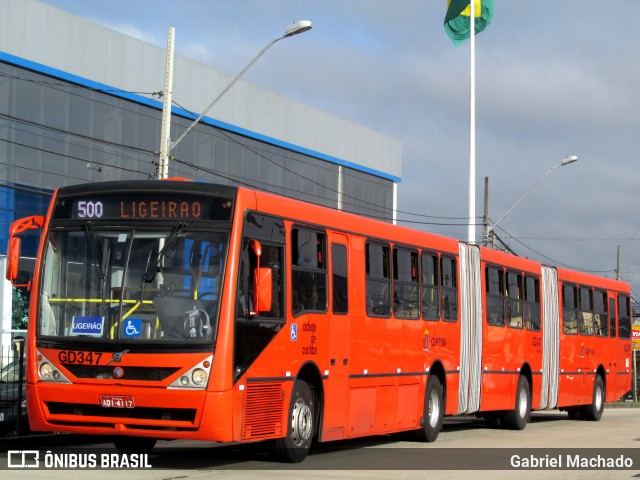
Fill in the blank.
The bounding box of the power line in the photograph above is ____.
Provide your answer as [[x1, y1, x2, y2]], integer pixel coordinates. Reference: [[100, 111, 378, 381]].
[[492, 223, 616, 274], [0, 137, 153, 178], [4, 62, 476, 224], [169, 99, 478, 224]]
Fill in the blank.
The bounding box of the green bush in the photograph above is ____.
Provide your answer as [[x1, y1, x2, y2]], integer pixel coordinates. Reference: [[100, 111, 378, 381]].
[[12, 288, 29, 330]]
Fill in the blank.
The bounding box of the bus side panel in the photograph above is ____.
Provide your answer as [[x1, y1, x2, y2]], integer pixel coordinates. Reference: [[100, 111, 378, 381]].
[[480, 323, 514, 411]]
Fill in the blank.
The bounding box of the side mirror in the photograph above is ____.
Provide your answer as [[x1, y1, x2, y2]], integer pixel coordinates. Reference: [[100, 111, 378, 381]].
[[253, 267, 273, 314], [6, 215, 45, 289], [6, 236, 21, 283], [248, 239, 272, 315]]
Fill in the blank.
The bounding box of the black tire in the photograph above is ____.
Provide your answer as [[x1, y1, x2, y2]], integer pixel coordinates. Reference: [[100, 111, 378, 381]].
[[567, 407, 583, 420], [582, 375, 605, 421], [113, 436, 156, 454], [502, 375, 530, 430], [415, 375, 444, 442], [274, 380, 315, 463]]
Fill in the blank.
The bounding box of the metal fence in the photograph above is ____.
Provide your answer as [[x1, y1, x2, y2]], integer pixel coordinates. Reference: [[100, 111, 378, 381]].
[[0, 338, 27, 437]]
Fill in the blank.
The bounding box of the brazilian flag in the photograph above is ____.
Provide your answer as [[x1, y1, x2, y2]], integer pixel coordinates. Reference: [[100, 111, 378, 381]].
[[444, 0, 494, 47]]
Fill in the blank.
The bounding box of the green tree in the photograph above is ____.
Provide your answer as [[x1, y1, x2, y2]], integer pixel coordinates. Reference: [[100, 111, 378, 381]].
[[12, 287, 29, 330]]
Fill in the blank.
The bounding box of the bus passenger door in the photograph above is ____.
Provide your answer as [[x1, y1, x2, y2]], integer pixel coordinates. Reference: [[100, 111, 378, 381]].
[[322, 233, 350, 438]]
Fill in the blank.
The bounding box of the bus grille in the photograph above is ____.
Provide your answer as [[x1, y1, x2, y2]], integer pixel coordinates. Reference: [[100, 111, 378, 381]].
[[46, 402, 196, 422], [61, 364, 180, 381], [242, 383, 284, 440]]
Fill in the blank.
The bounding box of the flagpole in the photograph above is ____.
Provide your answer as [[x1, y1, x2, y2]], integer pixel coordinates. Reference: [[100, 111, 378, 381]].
[[468, 0, 476, 244]]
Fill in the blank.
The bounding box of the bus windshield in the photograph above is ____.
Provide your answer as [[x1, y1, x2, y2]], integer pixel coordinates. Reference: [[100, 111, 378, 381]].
[[38, 226, 228, 344]]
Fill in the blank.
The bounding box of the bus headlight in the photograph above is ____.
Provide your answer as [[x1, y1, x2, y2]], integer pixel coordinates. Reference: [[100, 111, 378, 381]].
[[192, 369, 207, 386], [39, 362, 54, 380], [168, 355, 213, 390], [36, 351, 71, 383]]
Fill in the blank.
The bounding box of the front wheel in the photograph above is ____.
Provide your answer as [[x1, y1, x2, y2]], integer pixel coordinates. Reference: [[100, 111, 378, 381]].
[[582, 375, 605, 421], [415, 375, 444, 442], [502, 375, 530, 430], [274, 379, 315, 463]]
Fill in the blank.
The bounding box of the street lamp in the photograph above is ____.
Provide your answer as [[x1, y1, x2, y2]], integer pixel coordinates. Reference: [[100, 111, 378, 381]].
[[485, 155, 578, 242], [158, 20, 312, 178]]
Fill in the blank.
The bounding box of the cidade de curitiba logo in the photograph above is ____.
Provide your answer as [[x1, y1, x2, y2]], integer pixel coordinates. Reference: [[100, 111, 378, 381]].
[[6, 450, 152, 469]]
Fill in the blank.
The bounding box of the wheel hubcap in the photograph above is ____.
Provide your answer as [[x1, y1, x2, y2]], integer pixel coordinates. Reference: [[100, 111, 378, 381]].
[[517, 388, 528, 418], [291, 397, 312, 446], [428, 389, 440, 428], [595, 384, 603, 411]]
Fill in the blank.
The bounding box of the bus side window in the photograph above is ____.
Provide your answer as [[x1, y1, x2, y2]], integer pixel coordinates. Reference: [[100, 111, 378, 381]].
[[562, 284, 578, 335], [233, 237, 284, 381], [331, 243, 348, 314], [579, 287, 594, 336], [365, 242, 391, 317], [524, 275, 541, 331], [507, 271, 523, 329], [618, 294, 631, 339], [291, 228, 327, 316], [393, 248, 419, 319], [421, 253, 439, 321], [486, 266, 505, 326], [609, 297, 616, 338], [593, 290, 608, 337], [441, 255, 458, 321]]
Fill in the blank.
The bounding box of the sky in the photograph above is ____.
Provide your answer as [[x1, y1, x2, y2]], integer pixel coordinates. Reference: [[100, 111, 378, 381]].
[[39, 0, 640, 297]]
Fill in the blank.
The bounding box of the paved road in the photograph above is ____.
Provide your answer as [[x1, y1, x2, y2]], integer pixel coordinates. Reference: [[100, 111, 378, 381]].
[[2, 407, 639, 480]]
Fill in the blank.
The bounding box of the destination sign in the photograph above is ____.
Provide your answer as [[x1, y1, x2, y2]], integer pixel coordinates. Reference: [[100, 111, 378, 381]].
[[53, 193, 233, 221]]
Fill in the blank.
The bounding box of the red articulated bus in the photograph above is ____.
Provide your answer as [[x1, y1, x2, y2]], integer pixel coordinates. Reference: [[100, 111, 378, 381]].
[[6, 180, 633, 462]]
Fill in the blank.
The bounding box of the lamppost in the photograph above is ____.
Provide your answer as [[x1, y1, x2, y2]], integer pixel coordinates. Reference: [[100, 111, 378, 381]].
[[483, 155, 578, 246], [158, 20, 312, 179]]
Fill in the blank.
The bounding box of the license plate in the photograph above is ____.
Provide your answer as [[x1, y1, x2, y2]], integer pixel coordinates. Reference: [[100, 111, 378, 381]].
[[100, 395, 135, 409]]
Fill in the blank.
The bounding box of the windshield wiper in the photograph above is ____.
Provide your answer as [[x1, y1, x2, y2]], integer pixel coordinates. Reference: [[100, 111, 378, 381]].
[[84, 222, 106, 282], [141, 223, 188, 284]]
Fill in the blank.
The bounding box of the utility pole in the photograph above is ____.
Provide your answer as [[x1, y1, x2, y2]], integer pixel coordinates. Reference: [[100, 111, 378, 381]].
[[616, 245, 621, 280], [482, 176, 489, 246], [158, 27, 175, 180]]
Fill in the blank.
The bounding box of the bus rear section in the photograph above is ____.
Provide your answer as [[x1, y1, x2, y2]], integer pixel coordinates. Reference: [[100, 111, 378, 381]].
[[555, 268, 633, 419]]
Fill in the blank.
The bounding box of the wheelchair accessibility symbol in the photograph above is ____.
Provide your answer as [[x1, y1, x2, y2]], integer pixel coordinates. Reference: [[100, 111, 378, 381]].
[[123, 318, 142, 338], [290, 324, 297, 342]]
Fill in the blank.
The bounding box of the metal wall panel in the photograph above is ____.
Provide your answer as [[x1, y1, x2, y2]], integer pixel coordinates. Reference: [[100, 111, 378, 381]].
[[1, 0, 402, 181]]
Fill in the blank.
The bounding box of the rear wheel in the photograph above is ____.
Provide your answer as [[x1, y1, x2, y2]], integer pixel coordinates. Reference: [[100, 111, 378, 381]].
[[415, 375, 444, 442], [274, 379, 314, 463], [502, 375, 530, 430], [582, 375, 605, 421]]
